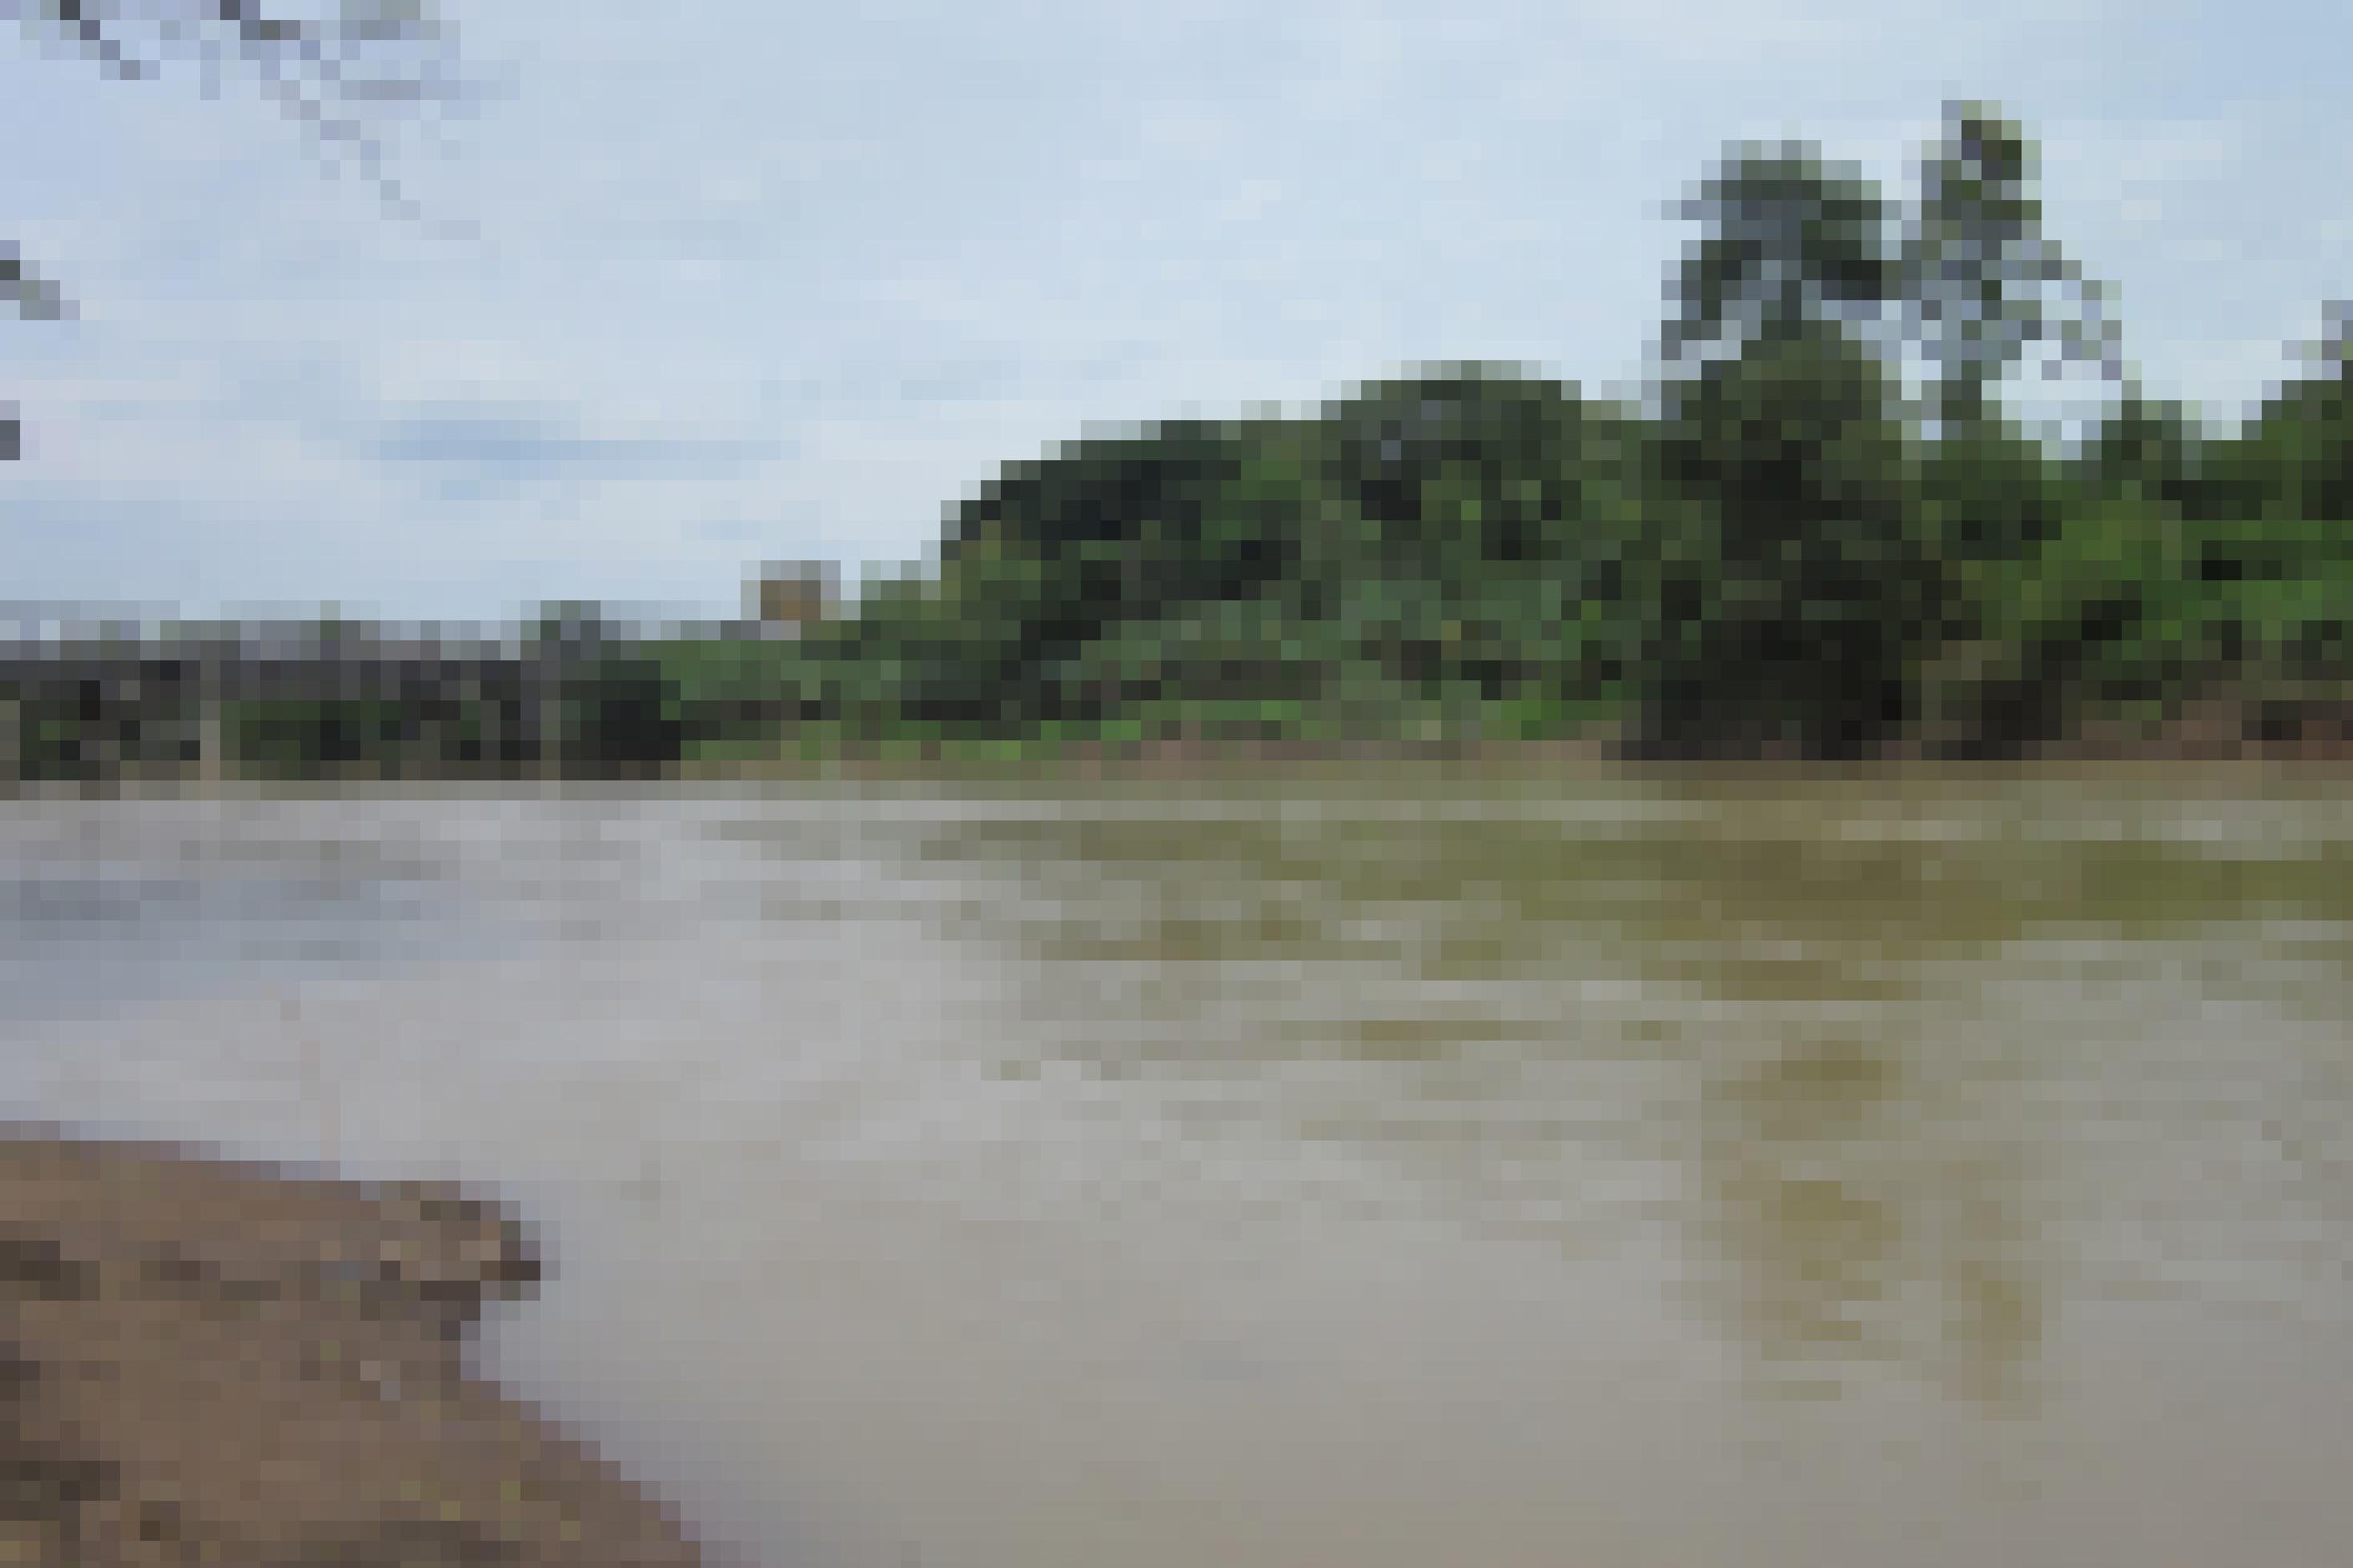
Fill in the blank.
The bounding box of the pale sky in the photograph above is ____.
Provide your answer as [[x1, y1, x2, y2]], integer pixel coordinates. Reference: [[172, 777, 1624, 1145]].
[[4, 0, 2347, 628]]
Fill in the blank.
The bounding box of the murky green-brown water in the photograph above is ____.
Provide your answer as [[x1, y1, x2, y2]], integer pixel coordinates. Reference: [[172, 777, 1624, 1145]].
[[6, 765, 2351, 1566]]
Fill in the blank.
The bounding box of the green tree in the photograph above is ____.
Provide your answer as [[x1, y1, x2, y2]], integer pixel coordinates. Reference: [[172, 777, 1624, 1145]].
[[1636, 106, 2144, 759], [2077, 385, 2206, 515], [1643, 141, 1944, 758], [1657, 143, 1898, 380], [1900, 102, 2122, 431], [1295, 367, 1655, 727], [523, 603, 684, 773], [2225, 303, 2353, 522], [1641, 316, 1937, 759]]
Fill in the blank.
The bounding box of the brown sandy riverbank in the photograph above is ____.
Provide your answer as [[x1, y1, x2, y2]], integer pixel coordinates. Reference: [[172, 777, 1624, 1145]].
[[2, 1129, 721, 1567]]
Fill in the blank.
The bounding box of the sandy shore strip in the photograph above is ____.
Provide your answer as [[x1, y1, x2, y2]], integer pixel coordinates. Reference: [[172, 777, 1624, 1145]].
[[2, 1126, 724, 1566]]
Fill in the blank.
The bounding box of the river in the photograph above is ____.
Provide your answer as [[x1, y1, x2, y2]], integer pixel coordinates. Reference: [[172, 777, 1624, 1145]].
[[5, 764, 2351, 1567]]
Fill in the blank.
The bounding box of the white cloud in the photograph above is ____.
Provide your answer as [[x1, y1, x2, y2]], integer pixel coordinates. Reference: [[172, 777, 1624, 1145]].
[[3, 0, 2344, 618]]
